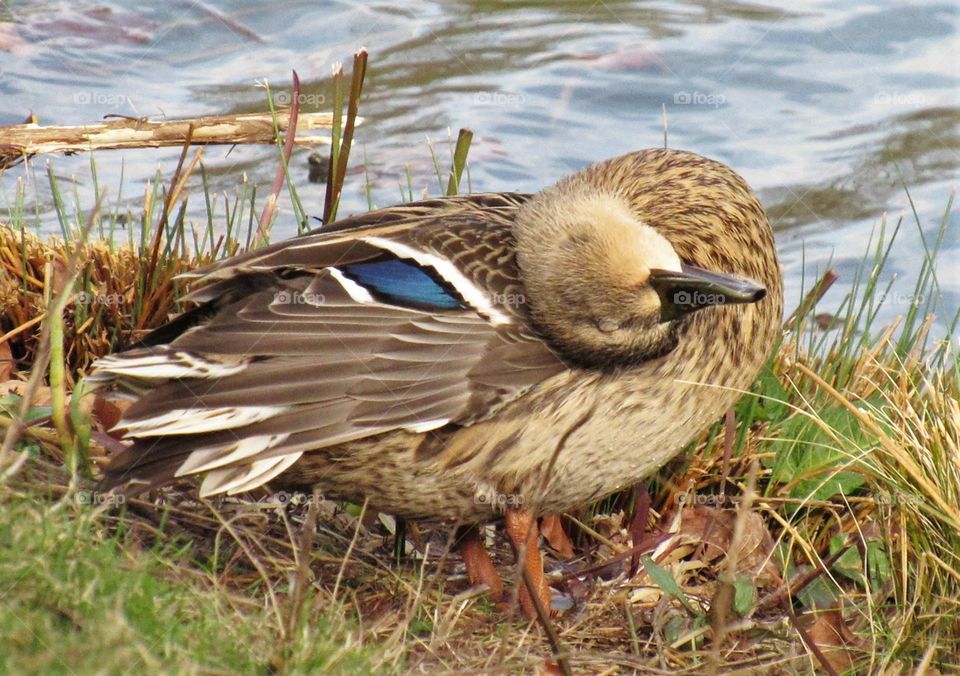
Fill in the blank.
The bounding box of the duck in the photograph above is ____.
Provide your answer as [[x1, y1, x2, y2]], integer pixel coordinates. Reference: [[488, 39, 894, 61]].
[[90, 148, 783, 618]]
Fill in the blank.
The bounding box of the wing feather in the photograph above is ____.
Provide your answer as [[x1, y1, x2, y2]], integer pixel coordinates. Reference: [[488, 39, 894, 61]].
[[94, 193, 566, 495]]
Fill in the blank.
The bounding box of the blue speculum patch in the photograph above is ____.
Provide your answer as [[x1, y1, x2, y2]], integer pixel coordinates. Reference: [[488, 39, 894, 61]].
[[340, 257, 465, 310]]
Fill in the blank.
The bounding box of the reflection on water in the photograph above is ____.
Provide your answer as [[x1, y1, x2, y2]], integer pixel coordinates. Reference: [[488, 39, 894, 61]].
[[766, 107, 960, 228], [0, 0, 957, 330]]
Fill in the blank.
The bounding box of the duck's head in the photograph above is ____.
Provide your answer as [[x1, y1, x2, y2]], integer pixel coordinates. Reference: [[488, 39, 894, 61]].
[[514, 149, 780, 369]]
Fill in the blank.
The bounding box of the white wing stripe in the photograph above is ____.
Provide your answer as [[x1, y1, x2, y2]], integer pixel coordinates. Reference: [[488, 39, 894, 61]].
[[362, 236, 512, 325], [403, 418, 451, 433], [328, 267, 376, 304]]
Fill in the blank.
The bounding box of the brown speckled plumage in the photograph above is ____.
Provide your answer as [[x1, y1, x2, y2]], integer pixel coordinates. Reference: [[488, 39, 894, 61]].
[[91, 149, 782, 528]]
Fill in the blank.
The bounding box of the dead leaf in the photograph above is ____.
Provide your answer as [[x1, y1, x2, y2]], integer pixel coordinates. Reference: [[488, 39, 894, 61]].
[[674, 506, 780, 586], [0, 380, 51, 407], [675, 506, 735, 560], [804, 609, 859, 674], [92, 395, 127, 433], [540, 513, 574, 558], [537, 660, 565, 676]]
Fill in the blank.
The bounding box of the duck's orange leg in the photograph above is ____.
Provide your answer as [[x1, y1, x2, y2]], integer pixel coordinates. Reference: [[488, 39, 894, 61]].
[[456, 526, 504, 595], [505, 509, 551, 619], [540, 513, 574, 559]]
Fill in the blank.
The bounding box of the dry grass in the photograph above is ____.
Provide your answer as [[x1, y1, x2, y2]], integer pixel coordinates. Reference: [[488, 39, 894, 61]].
[[0, 225, 192, 377]]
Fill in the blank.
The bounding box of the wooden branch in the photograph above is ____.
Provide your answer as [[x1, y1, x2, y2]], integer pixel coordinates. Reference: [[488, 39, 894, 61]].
[[0, 110, 362, 168]]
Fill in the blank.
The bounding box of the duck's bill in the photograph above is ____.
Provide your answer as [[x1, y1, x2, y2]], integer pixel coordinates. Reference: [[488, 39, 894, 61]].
[[649, 264, 767, 322]]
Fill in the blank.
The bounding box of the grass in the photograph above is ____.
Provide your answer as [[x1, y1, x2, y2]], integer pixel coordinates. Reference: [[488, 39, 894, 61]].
[[0, 478, 383, 674], [0, 56, 958, 671]]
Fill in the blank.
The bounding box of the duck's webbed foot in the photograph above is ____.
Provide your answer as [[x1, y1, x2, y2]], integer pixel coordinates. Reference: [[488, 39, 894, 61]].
[[505, 509, 552, 619], [456, 525, 504, 597]]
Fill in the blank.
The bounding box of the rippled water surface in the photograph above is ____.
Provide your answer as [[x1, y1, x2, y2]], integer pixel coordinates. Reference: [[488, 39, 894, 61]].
[[1, 0, 957, 329]]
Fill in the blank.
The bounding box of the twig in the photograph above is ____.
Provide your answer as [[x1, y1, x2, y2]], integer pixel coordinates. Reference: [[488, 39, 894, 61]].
[[782, 598, 840, 676], [520, 563, 573, 676], [559, 532, 672, 582], [0, 313, 45, 345], [284, 488, 320, 640], [754, 539, 852, 613], [0, 110, 346, 168], [333, 498, 369, 601]]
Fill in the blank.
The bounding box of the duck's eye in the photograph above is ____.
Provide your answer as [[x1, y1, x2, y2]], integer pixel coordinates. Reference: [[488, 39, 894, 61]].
[[595, 317, 620, 333]]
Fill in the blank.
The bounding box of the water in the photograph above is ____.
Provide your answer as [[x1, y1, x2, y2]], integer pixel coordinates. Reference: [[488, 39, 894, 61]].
[[1, 0, 957, 333]]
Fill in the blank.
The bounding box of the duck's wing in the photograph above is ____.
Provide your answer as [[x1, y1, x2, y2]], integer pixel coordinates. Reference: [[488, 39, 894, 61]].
[[91, 193, 567, 496]]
